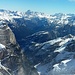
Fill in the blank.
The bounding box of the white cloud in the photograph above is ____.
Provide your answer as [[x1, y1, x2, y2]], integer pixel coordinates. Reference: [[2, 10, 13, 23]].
[[69, 0, 75, 2]]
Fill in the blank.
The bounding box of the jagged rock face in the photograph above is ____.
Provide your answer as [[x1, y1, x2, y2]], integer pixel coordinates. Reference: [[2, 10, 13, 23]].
[[0, 24, 38, 75], [0, 24, 16, 45]]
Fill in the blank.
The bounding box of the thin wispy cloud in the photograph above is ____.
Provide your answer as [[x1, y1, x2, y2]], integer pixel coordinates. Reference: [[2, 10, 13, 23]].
[[69, 0, 75, 2]]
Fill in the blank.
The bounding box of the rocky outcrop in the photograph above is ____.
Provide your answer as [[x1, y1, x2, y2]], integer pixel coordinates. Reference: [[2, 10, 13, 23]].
[[0, 24, 16, 45], [0, 23, 38, 75]]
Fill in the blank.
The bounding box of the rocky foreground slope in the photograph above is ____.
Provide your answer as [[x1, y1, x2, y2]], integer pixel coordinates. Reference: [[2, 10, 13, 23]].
[[0, 23, 38, 75]]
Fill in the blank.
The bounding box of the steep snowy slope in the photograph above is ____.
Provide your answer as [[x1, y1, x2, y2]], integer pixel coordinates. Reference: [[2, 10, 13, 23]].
[[23, 33, 75, 75], [0, 44, 5, 49]]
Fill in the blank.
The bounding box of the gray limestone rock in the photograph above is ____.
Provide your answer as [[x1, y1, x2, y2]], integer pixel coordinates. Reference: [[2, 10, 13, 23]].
[[0, 23, 38, 75]]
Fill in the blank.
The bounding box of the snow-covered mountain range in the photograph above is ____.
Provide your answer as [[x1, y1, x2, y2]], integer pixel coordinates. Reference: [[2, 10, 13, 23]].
[[0, 9, 75, 75], [0, 9, 75, 25]]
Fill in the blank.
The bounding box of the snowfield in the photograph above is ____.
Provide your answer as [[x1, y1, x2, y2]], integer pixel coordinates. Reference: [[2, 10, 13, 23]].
[[0, 43, 5, 49]]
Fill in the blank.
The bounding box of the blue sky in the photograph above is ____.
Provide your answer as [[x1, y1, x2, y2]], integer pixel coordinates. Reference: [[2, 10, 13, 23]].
[[0, 0, 75, 14]]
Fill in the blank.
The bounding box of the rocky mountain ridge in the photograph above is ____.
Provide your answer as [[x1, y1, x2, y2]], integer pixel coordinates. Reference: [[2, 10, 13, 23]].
[[25, 33, 75, 75], [0, 22, 38, 75]]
